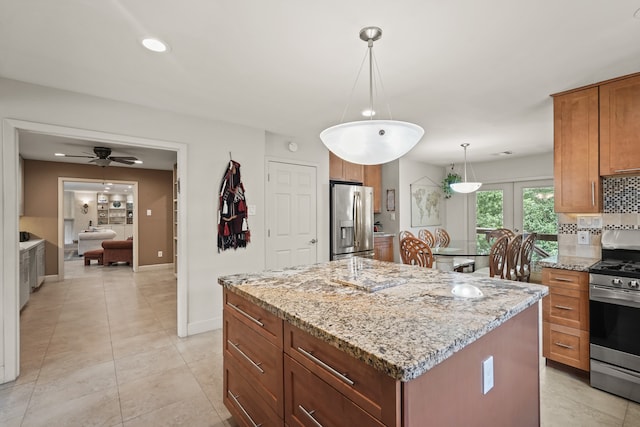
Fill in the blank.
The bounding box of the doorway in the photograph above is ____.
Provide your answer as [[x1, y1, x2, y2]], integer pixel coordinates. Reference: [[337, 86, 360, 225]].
[[2, 119, 187, 384], [59, 179, 139, 277]]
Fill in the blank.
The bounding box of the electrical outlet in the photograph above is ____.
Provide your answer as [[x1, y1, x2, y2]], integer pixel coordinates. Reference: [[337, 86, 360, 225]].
[[482, 356, 494, 394], [158, 251, 163, 257], [578, 230, 590, 245]]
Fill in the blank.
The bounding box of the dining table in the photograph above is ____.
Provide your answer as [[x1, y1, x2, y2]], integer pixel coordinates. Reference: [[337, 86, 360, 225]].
[[430, 239, 491, 272]]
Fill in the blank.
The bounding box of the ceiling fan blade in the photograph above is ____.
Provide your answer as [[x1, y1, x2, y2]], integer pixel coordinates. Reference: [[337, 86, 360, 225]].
[[109, 156, 138, 161], [62, 155, 96, 158], [110, 158, 135, 165]]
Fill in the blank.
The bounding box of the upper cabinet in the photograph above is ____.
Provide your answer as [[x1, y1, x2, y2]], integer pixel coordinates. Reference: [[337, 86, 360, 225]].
[[600, 74, 640, 176], [364, 164, 382, 213], [329, 152, 382, 213], [329, 152, 364, 182], [553, 87, 601, 213]]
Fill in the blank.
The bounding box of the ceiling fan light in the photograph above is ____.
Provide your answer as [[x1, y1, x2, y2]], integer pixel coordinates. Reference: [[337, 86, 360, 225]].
[[134, 160, 143, 164], [320, 120, 424, 165], [450, 181, 483, 193]]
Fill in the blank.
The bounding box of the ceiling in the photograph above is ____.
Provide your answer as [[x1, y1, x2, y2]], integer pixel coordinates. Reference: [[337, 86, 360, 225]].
[[2, 1, 640, 166]]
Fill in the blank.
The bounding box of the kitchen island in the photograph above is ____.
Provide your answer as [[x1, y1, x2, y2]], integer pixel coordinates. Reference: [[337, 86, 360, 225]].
[[219, 258, 548, 427]]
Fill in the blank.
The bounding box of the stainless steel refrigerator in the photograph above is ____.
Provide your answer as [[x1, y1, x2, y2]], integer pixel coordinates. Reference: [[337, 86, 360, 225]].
[[330, 183, 374, 260]]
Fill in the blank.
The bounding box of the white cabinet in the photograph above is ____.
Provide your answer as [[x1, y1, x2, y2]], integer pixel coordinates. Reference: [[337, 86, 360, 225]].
[[19, 239, 46, 310]]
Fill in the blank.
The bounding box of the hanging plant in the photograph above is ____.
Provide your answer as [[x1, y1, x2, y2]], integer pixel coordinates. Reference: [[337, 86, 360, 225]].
[[442, 171, 462, 199]]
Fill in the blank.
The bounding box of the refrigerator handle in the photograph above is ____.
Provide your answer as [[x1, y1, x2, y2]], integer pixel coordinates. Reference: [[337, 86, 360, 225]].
[[353, 192, 359, 248]]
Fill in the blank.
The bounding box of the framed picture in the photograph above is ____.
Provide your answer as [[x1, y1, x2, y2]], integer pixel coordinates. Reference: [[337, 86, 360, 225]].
[[386, 189, 395, 211], [410, 184, 442, 226]]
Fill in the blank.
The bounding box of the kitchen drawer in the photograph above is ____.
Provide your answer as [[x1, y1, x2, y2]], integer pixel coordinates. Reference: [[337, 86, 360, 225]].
[[542, 268, 588, 292], [224, 309, 283, 416], [284, 323, 399, 426], [224, 289, 283, 346], [543, 322, 590, 371], [284, 355, 384, 427], [543, 288, 589, 330], [224, 355, 283, 427]]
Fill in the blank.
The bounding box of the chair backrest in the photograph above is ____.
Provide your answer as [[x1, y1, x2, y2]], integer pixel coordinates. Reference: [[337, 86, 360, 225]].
[[399, 236, 434, 268], [399, 230, 415, 248], [518, 233, 537, 282], [418, 229, 436, 247], [486, 228, 515, 243], [434, 228, 450, 248], [505, 234, 523, 280], [488, 235, 509, 278]]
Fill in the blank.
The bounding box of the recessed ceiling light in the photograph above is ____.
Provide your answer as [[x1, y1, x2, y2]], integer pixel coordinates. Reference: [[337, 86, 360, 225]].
[[142, 38, 169, 53], [134, 160, 143, 164], [54, 153, 65, 157], [493, 151, 513, 156], [361, 109, 376, 117]]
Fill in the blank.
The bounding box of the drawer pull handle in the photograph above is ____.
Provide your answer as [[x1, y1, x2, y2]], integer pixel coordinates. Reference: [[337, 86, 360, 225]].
[[299, 404, 324, 427], [228, 390, 263, 427], [227, 302, 264, 327], [297, 346, 355, 386], [554, 305, 574, 311], [228, 340, 264, 373], [554, 342, 574, 350], [553, 277, 573, 282], [614, 167, 640, 173]]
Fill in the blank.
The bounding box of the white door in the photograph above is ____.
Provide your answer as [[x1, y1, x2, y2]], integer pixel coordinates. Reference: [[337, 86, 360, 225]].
[[266, 162, 317, 269]]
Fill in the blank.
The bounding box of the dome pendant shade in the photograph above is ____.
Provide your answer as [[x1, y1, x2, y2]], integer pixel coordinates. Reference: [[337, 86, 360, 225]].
[[321, 26, 424, 165], [321, 120, 424, 165], [450, 143, 482, 194]]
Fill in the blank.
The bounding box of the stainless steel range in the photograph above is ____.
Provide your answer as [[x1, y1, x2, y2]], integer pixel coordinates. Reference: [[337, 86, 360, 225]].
[[589, 229, 640, 403]]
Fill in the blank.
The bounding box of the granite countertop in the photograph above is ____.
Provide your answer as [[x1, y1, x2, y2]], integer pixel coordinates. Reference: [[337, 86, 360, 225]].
[[19, 239, 45, 252], [373, 232, 396, 238], [538, 255, 600, 271], [219, 258, 548, 382]]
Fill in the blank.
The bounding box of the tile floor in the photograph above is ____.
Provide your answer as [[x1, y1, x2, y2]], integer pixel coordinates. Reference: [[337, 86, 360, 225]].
[[1, 258, 639, 426]]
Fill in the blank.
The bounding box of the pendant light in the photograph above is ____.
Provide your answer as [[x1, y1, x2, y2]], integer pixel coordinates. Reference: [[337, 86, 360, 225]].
[[450, 143, 482, 193], [320, 27, 424, 165]]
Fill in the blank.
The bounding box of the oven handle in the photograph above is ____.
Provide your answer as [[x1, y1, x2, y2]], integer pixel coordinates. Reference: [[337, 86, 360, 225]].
[[590, 285, 640, 309]]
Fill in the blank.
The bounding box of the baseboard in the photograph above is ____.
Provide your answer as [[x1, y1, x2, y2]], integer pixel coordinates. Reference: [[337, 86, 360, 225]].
[[137, 263, 173, 271], [187, 316, 222, 336]]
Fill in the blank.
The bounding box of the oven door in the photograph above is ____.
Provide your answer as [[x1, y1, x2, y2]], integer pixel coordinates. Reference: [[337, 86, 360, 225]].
[[590, 284, 640, 359]]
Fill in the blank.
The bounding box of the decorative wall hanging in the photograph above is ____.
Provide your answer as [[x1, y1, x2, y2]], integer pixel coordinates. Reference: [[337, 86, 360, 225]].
[[410, 184, 442, 227], [218, 155, 250, 252]]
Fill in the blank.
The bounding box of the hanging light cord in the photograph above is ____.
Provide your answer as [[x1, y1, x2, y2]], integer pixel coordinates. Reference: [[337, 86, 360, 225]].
[[339, 50, 369, 123]]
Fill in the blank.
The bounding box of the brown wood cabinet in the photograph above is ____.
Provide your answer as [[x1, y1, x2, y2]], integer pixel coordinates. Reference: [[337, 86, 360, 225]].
[[374, 235, 394, 262], [223, 290, 284, 426], [329, 152, 364, 182], [364, 164, 382, 213], [600, 74, 640, 176], [542, 268, 590, 371], [552, 87, 601, 213]]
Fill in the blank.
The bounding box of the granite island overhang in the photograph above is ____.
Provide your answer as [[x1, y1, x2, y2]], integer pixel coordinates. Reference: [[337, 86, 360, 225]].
[[219, 258, 549, 426]]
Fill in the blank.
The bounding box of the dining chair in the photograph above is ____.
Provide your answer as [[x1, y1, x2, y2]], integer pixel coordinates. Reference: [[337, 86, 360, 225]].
[[399, 230, 415, 249], [505, 234, 523, 280], [517, 233, 537, 282], [486, 228, 515, 243], [399, 236, 434, 268], [418, 229, 436, 247], [473, 235, 508, 278], [434, 228, 450, 248]]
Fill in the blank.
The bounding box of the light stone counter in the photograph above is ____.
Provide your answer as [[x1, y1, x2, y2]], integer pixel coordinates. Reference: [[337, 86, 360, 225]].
[[219, 258, 548, 381], [538, 255, 600, 272]]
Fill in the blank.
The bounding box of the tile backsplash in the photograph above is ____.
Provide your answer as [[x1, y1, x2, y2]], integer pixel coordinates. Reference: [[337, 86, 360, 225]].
[[557, 176, 640, 258]]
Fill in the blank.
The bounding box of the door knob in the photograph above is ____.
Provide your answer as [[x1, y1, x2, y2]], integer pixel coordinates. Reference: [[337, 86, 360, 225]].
[[310, 239, 317, 244]]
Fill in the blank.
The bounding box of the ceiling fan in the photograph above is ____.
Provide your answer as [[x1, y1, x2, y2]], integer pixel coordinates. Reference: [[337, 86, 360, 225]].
[[59, 146, 140, 167]]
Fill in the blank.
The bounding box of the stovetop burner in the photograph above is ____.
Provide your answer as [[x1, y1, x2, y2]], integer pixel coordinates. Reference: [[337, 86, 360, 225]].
[[590, 259, 640, 278]]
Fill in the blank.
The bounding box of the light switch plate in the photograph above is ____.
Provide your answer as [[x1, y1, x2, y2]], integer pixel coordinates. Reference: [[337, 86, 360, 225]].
[[248, 205, 256, 215], [482, 356, 494, 394], [592, 216, 603, 229]]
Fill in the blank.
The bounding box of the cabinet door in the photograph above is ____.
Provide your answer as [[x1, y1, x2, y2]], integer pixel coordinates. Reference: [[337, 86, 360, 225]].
[[364, 164, 382, 213], [600, 74, 640, 176], [373, 236, 394, 262], [343, 160, 364, 183], [329, 152, 344, 180], [553, 88, 601, 213]]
